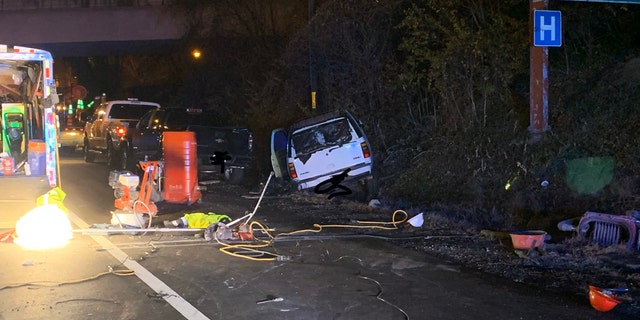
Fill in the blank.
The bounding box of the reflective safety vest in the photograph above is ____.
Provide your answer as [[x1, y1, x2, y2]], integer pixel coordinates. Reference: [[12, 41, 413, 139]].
[[183, 212, 232, 228]]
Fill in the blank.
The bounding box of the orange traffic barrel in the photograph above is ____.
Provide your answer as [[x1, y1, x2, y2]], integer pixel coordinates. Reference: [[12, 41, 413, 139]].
[[162, 131, 201, 204], [28, 140, 46, 175]]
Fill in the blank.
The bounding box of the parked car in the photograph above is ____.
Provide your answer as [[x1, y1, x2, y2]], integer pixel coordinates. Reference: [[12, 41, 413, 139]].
[[83, 98, 161, 167], [58, 123, 84, 154], [124, 107, 253, 184], [270, 110, 375, 200]]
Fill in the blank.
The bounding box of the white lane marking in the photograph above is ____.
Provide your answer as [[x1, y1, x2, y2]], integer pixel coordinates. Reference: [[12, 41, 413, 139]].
[[67, 211, 210, 320]]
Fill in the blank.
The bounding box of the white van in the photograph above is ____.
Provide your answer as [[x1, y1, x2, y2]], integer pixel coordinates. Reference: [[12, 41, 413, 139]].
[[271, 110, 375, 199]]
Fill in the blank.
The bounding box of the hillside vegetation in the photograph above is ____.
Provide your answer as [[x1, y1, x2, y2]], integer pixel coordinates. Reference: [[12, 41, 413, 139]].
[[167, 0, 640, 233]]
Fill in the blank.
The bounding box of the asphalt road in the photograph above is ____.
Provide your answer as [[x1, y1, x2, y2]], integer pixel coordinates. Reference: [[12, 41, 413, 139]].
[[0, 154, 628, 319]]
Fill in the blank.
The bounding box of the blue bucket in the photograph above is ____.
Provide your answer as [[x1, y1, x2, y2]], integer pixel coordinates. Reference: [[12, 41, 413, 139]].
[[28, 140, 46, 176]]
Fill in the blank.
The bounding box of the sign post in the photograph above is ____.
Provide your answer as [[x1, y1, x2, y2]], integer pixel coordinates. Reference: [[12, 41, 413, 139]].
[[529, 0, 562, 135]]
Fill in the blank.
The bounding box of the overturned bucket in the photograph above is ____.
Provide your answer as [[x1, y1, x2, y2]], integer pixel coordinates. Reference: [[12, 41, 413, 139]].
[[588, 285, 621, 312]]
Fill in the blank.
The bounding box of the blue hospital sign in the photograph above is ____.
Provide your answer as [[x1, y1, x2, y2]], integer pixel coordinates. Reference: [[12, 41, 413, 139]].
[[534, 10, 562, 47]]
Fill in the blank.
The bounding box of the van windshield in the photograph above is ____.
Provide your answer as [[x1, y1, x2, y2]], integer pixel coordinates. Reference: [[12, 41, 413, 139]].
[[291, 118, 352, 155]]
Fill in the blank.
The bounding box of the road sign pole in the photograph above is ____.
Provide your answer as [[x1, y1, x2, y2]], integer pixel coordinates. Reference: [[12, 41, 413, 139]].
[[529, 0, 550, 135]]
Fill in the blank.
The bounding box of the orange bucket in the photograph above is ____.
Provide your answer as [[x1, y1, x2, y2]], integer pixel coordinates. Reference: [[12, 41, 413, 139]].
[[1, 157, 13, 175], [509, 230, 546, 249], [162, 131, 201, 204]]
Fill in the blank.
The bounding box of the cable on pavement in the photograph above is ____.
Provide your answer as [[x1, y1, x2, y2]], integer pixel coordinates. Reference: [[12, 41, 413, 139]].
[[0, 268, 135, 290], [215, 210, 410, 261]]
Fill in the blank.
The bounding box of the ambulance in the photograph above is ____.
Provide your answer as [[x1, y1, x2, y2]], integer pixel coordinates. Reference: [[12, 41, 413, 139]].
[[0, 44, 60, 228]]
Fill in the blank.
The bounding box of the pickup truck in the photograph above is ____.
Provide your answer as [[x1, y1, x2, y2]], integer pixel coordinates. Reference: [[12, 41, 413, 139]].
[[124, 107, 253, 184], [83, 98, 160, 168]]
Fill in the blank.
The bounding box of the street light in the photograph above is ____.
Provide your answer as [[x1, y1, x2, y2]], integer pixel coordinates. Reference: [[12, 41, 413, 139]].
[[192, 49, 202, 59]]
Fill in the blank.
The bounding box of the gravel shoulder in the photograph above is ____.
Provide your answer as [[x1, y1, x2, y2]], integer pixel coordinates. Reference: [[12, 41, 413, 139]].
[[156, 181, 640, 318]]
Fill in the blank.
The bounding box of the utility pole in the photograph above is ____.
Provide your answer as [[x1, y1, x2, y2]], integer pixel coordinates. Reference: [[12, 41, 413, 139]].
[[308, 0, 317, 111]]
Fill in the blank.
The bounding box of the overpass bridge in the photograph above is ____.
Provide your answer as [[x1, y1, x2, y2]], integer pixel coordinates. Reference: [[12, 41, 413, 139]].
[[0, 0, 187, 57]]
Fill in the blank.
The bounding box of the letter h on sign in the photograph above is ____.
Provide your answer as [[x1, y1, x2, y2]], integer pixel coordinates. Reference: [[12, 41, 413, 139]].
[[534, 10, 562, 47]]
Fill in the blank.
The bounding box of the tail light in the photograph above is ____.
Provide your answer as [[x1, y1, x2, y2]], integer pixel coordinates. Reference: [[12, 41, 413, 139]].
[[288, 162, 298, 179], [360, 142, 371, 158], [115, 125, 127, 138]]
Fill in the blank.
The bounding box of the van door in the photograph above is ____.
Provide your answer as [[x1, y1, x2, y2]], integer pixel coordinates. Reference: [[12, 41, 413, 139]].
[[270, 129, 287, 178]]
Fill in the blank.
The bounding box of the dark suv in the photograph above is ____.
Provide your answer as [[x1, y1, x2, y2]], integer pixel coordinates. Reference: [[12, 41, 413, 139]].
[[123, 108, 253, 184]]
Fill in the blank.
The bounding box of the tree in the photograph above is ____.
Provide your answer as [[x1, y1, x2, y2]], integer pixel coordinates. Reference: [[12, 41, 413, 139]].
[[397, 0, 529, 132], [167, 0, 307, 125]]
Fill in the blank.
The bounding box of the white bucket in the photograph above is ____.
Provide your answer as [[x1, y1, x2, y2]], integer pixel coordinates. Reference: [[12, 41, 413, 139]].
[[111, 212, 148, 228]]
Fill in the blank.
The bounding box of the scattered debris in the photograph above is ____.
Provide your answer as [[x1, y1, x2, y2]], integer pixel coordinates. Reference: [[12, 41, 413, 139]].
[[407, 212, 424, 227], [256, 296, 283, 304], [576, 212, 640, 249], [479, 229, 511, 241]]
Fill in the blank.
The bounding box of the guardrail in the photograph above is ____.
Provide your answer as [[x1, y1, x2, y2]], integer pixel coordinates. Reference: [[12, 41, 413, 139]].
[[0, 0, 167, 11]]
